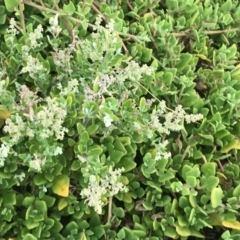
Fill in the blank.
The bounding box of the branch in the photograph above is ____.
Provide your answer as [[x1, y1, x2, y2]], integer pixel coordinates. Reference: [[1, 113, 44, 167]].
[[18, 0, 26, 32]]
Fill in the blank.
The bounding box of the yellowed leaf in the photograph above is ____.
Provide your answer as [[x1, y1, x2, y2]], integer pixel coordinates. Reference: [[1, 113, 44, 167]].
[[195, 54, 211, 61], [221, 139, 240, 153], [0, 107, 11, 119], [176, 224, 191, 237], [52, 174, 69, 197], [208, 213, 223, 226], [217, 172, 228, 185], [58, 198, 68, 211], [222, 220, 240, 230], [80, 232, 87, 240], [122, 192, 132, 203]]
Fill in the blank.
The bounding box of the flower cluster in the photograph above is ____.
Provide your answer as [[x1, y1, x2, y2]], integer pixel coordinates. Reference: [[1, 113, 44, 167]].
[[153, 140, 172, 161], [0, 83, 67, 168], [29, 24, 43, 49], [57, 78, 79, 96], [7, 18, 18, 37], [147, 101, 203, 136], [81, 167, 127, 214], [29, 153, 46, 172], [48, 14, 62, 37]]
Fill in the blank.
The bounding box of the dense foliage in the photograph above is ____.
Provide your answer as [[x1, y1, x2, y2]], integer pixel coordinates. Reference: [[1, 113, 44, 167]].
[[1, 0, 240, 239]]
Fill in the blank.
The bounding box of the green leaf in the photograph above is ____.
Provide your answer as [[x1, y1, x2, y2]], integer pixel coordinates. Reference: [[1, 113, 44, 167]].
[[71, 160, 81, 171], [33, 174, 47, 185], [77, 123, 84, 134], [116, 157, 136, 172], [159, 172, 175, 182], [141, 47, 152, 63], [233, 184, 240, 198], [211, 187, 223, 208], [110, 150, 126, 163], [42, 195, 56, 208], [0, 13, 6, 25], [117, 228, 125, 239], [88, 146, 103, 156], [35, 200, 47, 213], [112, 205, 125, 218], [221, 0, 232, 13], [63, 1, 76, 15], [163, 71, 173, 85], [180, 91, 200, 107], [175, 53, 192, 72], [166, 0, 178, 9], [202, 176, 219, 191], [109, 54, 124, 66], [186, 176, 197, 186], [22, 196, 35, 207], [80, 131, 89, 143], [4, 0, 18, 12], [165, 226, 178, 238], [86, 124, 99, 135], [201, 162, 216, 177], [22, 234, 38, 240]]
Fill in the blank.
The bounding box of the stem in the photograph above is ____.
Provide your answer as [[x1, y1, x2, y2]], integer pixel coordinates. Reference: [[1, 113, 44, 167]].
[[18, 0, 26, 32], [107, 196, 113, 223], [23, 0, 95, 27], [182, 145, 191, 159], [52, 1, 73, 39], [92, 2, 107, 22], [127, 1, 134, 11], [21, 1, 240, 40]]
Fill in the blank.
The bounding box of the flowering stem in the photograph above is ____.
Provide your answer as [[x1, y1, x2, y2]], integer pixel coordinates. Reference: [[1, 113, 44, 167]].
[[107, 196, 113, 223]]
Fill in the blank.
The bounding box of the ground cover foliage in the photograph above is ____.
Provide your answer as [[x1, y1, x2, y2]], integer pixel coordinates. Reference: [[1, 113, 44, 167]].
[[1, 0, 240, 239]]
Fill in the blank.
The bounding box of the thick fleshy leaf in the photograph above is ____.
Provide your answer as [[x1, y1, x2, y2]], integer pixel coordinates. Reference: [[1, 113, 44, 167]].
[[211, 187, 223, 208], [222, 220, 240, 230], [0, 106, 11, 119], [58, 198, 68, 211], [52, 175, 69, 197]]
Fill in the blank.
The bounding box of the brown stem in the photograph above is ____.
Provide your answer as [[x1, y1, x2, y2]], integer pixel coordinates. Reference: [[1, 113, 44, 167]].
[[91, 2, 108, 22], [23, 0, 95, 28], [107, 196, 113, 223], [127, 1, 134, 11], [182, 145, 191, 159], [39, 0, 45, 6], [52, 1, 73, 39], [139, 0, 161, 15], [18, 0, 26, 32]]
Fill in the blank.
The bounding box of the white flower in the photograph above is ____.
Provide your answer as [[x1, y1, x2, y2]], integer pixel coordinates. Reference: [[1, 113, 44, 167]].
[[29, 24, 43, 49], [0, 143, 11, 166], [185, 113, 203, 124], [48, 14, 62, 36], [7, 18, 18, 36], [103, 114, 113, 127], [20, 56, 45, 77], [81, 167, 127, 214], [58, 78, 79, 96], [54, 146, 63, 156], [14, 172, 25, 182], [29, 154, 46, 172]]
